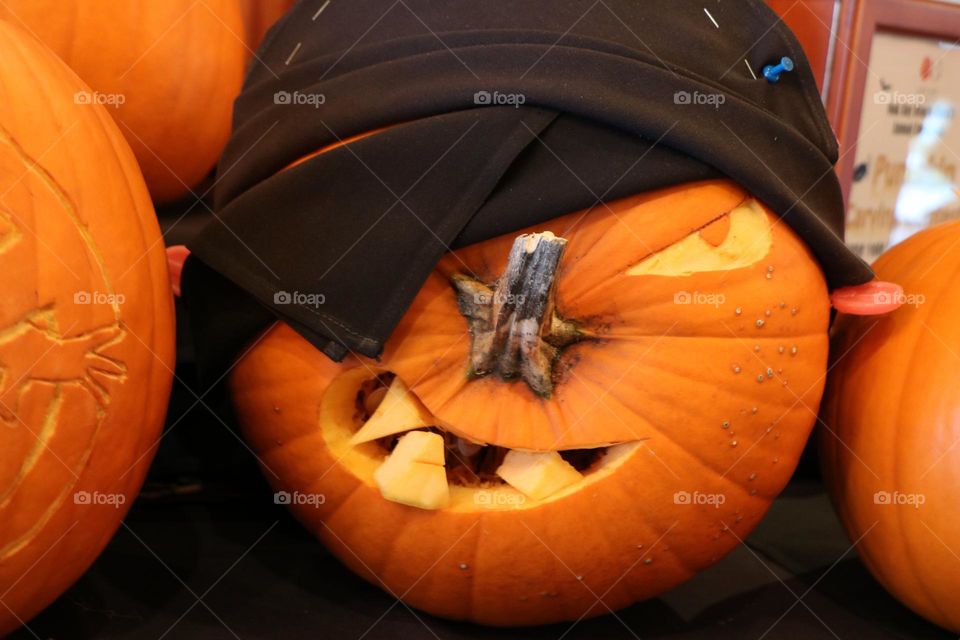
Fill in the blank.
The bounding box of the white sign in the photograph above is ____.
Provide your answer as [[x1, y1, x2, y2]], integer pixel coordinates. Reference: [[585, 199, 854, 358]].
[[846, 31, 960, 262]]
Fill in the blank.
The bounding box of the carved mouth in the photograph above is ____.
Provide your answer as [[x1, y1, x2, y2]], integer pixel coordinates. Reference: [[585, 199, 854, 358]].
[[327, 198, 776, 510], [345, 370, 635, 510]]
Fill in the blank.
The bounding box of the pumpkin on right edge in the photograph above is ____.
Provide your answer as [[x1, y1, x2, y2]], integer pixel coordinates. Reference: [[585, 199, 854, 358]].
[[820, 221, 960, 633]]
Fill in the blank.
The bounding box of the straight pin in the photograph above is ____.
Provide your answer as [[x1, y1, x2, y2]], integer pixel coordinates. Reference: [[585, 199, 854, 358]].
[[704, 8, 720, 29], [313, 0, 331, 21], [285, 41, 303, 65]]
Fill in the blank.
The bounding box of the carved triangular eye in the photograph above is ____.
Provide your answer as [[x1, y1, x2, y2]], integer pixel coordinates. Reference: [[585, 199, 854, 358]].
[[626, 200, 773, 277]]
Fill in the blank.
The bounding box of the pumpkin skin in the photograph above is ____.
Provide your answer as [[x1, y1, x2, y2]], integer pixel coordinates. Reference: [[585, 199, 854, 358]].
[[231, 179, 831, 625], [0, 0, 247, 204], [820, 222, 960, 632], [0, 22, 175, 635], [240, 0, 294, 51]]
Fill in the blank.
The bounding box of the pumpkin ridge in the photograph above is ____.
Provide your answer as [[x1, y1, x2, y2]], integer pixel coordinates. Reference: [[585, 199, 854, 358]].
[[886, 255, 960, 623], [401, 355, 472, 413], [380, 512, 449, 603], [326, 481, 407, 590], [583, 338, 818, 410], [463, 510, 484, 621], [578, 478, 651, 599], [320, 477, 366, 532], [593, 373, 813, 494], [558, 370, 743, 478]]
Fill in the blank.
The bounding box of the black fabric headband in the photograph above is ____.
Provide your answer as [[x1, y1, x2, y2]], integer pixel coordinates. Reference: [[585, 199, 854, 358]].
[[182, 0, 873, 378]]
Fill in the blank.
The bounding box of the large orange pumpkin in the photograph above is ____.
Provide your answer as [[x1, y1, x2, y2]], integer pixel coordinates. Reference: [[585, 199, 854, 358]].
[[0, 0, 247, 204], [0, 22, 175, 635], [231, 177, 831, 625], [820, 221, 960, 632]]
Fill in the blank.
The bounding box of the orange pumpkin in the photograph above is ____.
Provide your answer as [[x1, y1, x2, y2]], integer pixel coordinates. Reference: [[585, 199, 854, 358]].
[[0, 0, 247, 204], [0, 22, 175, 635], [240, 0, 294, 51], [231, 177, 831, 625], [820, 221, 960, 632]]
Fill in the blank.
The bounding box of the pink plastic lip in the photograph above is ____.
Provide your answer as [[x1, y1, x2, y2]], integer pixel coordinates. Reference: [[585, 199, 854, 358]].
[[166, 245, 190, 297], [830, 280, 904, 315]]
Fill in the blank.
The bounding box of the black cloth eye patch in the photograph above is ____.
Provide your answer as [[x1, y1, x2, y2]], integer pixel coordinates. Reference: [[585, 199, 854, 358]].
[[181, 0, 873, 380]]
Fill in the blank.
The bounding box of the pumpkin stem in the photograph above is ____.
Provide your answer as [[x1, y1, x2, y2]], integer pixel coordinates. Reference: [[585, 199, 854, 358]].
[[452, 232, 581, 397]]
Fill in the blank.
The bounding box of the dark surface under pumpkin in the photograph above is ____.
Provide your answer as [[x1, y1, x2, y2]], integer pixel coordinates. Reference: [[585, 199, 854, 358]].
[[8, 450, 951, 640]]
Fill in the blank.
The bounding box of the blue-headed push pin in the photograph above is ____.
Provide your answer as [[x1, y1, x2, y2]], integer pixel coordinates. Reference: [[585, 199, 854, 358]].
[[763, 56, 794, 83]]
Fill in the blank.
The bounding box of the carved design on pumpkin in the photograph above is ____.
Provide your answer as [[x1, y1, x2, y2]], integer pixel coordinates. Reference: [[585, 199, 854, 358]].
[[0, 130, 127, 561], [0, 310, 126, 421]]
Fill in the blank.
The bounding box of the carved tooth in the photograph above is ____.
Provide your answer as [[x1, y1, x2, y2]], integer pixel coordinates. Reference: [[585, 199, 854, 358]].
[[496, 450, 583, 501], [374, 431, 450, 510], [350, 377, 435, 445]]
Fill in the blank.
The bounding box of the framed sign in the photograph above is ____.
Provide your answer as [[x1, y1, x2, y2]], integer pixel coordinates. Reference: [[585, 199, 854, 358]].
[[831, 0, 960, 261]]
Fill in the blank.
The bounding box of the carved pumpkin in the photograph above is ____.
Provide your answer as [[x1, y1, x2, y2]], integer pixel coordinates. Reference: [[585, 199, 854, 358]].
[[0, 22, 175, 635], [231, 177, 831, 625], [0, 0, 247, 204], [820, 221, 960, 632], [240, 0, 294, 51]]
